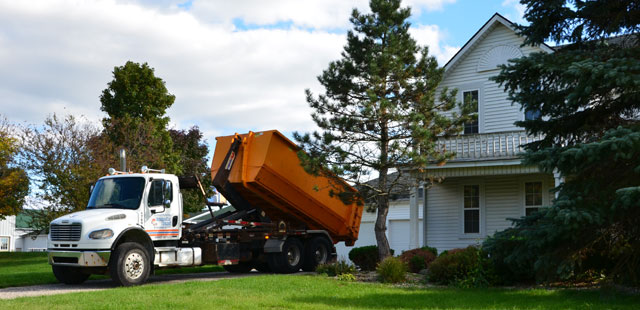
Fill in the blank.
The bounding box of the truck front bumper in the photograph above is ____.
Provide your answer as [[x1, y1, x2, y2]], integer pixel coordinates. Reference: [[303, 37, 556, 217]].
[[48, 250, 111, 267]]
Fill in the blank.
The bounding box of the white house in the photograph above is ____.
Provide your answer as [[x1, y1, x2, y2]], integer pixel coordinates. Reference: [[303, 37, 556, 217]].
[[0, 214, 48, 252], [336, 13, 560, 258]]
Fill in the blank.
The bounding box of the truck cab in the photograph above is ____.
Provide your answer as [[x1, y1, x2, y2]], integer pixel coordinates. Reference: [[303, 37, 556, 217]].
[[47, 169, 195, 286]]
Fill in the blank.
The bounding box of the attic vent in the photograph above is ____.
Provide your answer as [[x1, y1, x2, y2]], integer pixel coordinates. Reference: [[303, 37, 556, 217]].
[[477, 45, 523, 72]]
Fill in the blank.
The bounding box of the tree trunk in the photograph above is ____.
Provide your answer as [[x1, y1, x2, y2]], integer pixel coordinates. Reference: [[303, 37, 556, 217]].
[[375, 121, 391, 260]]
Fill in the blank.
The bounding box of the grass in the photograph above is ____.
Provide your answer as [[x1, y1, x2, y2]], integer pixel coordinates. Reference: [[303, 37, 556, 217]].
[[0, 252, 223, 288], [0, 275, 639, 309]]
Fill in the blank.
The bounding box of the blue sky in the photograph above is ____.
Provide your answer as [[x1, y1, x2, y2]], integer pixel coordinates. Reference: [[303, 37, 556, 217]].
[[0, 0, 527, 145]]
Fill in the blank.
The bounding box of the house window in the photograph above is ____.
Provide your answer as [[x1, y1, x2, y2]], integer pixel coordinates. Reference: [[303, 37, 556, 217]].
[[463, 90, 479, 134], [463, 185, 480, 234], [525, 108, 541, 121], [0, 237, 9, 251], [525, 182, 543, 216]]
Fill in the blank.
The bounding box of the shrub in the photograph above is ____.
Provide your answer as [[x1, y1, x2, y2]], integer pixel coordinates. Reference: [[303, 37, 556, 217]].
[[336, 273, 356, 282], [421, 246, 438, 256], [399, 248, 437, 273], [348, 246, 394, 271], [376, 256, 406, 283], [426, 246, 497, 287], [316, 259, 356, 276]]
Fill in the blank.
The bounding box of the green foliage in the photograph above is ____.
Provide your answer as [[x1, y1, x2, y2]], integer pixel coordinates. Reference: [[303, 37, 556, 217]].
[[399, 248, 436, 273], [316, 259, 357, 276], [18, 114, 103, 233], [421, 245, 438, 256], [0, 117, 29, 219], [376, 256, 407, 283], [100, 61, 180, 174], [349, 245, 394, 271], [488, 0, 640, 285], [427, 246, 497, 287], [169, 127, 212, 214], [336, 273, 357, 282], [295, 0, 471, 260]]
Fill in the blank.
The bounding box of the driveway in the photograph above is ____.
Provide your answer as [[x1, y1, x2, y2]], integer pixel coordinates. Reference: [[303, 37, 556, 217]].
[[0, 271, 272, 300]]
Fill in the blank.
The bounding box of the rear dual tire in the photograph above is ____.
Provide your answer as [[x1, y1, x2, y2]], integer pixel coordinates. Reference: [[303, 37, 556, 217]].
[[267, 238, 304, 274]]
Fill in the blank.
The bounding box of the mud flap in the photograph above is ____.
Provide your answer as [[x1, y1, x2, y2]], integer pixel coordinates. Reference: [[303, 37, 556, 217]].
[[216, 243, 240, 265]]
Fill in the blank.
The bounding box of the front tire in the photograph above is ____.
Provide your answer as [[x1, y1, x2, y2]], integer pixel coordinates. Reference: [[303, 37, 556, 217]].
[[52, 265, 90, 284], [109, 242, 151, 286]]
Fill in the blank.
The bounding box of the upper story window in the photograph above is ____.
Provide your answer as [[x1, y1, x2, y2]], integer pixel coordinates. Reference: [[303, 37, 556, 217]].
[[524, 181, 543, 216], [525, 108, 541, 121], [463, 90, 479, 134]]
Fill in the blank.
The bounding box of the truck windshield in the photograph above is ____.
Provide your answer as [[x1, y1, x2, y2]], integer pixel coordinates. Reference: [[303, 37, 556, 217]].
[[87, 177, 145, 210]]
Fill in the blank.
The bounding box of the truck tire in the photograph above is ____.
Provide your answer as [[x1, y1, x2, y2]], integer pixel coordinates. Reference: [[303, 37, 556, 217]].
[[267, 238, 303, 274], [223, 262, 253, 273], [109, 242, 151, 286], [52, 265, 90, 285], [302, 237, 332, 271]]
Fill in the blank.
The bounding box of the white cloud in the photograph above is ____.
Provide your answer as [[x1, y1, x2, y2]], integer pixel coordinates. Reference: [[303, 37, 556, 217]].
[[409, 24, 459, 65], [0, 0, 457, 148], [501, 0, 527, 25]]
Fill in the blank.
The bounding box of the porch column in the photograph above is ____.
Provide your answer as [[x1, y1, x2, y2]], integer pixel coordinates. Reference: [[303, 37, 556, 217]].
[[409, 185, 419, 250], [553, 169, 564, 199]]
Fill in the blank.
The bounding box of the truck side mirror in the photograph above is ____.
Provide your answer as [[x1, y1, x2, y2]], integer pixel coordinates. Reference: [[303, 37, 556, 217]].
[[163, 199, 171, 209]]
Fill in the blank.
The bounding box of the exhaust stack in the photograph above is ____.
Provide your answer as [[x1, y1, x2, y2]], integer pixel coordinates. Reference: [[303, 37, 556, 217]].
[[119, 149, 126, 172]]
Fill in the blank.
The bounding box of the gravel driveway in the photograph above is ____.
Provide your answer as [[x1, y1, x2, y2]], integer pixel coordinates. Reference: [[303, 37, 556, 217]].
[[0, 271, 268, 300]]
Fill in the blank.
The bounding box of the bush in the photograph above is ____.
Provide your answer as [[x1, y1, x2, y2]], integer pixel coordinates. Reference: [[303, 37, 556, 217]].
[[336, 273, 356, 282], [399, 248, 437, 273], [316, 259, 356, 277], [376, 257, 406, 283], [421, 246, 438, 256], [427, 246, 497, 287], [348, 246, 394, 271]]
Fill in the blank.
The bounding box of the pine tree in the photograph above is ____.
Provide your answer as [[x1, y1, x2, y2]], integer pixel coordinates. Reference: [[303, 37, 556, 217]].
[[295, 0, 470, 259], [485, 0, 640, 284]]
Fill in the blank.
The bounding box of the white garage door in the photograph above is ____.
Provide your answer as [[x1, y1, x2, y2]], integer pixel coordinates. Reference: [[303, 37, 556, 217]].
[[335, 221, 377, 259], [389, 220, 423, 254]]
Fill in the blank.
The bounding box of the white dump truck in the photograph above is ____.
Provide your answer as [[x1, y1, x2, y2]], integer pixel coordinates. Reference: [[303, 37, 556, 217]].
[[47, 130, 363, 286]]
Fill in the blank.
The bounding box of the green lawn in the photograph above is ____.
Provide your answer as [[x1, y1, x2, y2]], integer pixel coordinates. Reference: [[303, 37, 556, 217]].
[[0, 252, 223, 288], [1, 275, 638, 309]]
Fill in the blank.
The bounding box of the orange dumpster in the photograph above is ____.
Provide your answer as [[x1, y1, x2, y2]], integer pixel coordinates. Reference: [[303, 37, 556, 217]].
[[211, 130, 363, 246]]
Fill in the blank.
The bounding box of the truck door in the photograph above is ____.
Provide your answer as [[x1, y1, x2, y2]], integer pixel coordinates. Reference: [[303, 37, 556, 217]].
[[144, 178, 181, 241]]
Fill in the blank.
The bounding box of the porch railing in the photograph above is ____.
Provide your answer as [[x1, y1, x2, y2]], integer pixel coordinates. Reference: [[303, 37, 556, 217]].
[[437, 130, 543, 161]]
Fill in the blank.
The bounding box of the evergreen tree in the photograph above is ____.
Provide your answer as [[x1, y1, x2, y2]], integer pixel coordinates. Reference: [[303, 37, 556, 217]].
[[295, 0, 470, 259], [485, 0, 640, 284]]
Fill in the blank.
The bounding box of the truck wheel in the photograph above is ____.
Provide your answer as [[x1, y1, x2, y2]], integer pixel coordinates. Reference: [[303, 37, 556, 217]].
[[267, 238, 303, 274], [52, 265, 90, 284], [223, 262, 253, 273], [302, 237, 332, 271], [109, 242, 151, 286]]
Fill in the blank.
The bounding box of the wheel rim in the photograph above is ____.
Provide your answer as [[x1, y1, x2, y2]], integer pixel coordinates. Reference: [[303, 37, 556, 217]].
[[287, 245, 301, 266], [124, 252, 144, 280], [314, 245, 328, 264]]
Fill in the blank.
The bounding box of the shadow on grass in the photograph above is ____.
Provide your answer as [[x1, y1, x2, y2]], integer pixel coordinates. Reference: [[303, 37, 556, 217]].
[[289, 287, 640, 310]]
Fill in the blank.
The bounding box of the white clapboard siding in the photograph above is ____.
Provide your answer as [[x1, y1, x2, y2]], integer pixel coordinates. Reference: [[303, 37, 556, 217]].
[[437, 23, 547, 133], [0, 216, 17, 251], [426, 174, 555, 252]]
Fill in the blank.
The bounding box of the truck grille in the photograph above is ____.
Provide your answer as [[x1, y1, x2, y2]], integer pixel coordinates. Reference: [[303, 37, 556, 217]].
[[50, 223, 82, 241]]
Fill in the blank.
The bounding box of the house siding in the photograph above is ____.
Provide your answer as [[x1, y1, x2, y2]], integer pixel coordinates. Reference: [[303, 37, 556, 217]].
[[438, 23, 546, 133], [0, 216, 17, 251], [426, 174, 554, 252]]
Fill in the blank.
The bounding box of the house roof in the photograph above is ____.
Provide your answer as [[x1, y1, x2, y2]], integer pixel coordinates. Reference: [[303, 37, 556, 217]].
[[443, 13, 554, 72]]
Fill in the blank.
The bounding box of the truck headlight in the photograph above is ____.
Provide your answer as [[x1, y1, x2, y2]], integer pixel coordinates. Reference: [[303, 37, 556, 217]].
[[89, 229, 114, 239]]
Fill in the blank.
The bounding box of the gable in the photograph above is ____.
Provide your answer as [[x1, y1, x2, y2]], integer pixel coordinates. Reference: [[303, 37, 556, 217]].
[[437, 18, 549, 133]]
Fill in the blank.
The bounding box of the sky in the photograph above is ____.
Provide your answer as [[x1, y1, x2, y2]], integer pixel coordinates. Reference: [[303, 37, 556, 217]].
[[0, 0, 527, 149]]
